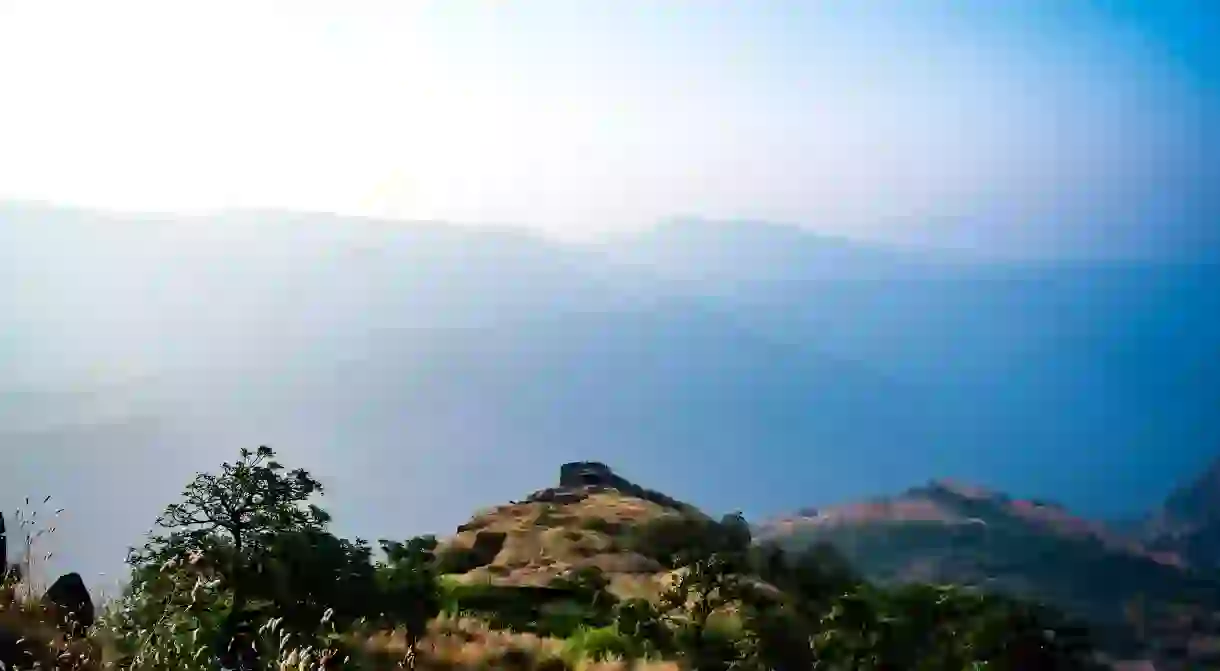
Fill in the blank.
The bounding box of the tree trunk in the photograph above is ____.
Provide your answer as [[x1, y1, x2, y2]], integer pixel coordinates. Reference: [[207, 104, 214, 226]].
[[219, 528, 259, 671]]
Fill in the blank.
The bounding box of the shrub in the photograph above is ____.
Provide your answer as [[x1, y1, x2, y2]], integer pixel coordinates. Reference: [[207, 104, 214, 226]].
[[624, 515, 718, 568], [538, 601, 600, 638], [613, 598, 670, 656], [672, 617, 746, 671], [563, 625, 637, 663]]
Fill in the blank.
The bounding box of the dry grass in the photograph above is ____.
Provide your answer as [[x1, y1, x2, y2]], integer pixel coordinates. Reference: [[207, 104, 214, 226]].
[[1, 497, 103, 671], [439, 492, 680, 600], [361, 614, 681, 671], [1, 580, 101, 671]]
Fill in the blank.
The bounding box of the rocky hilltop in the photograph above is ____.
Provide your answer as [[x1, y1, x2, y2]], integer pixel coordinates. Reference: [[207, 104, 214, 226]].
[[437, 462, 704, 599], [522, 461, 699, 513]]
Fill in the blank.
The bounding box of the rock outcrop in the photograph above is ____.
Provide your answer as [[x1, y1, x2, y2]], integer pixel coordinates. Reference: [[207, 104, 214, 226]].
[[558, 462, 620, 488], [42, 572, 95, 637], [525, 462, 695, 513], [441, 463, 705, 595], [0, 513, 20, 584]]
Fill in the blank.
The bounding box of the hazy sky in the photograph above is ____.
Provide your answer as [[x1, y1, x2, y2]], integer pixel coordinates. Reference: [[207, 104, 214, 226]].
[[1, 0, 1216, 253]]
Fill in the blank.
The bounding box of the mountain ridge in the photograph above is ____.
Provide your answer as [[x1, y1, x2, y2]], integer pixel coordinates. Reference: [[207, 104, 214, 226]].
[[757, 458, 1220, 669]]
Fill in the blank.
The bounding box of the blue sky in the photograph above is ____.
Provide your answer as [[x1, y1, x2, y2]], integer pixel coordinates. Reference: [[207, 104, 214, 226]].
[[0, 0, 1215, 255]]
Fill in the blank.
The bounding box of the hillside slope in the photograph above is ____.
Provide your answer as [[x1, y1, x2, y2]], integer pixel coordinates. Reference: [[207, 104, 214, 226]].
[[757, 474, 1220, 668], [1140, 457, 1220, 571], [434, 462, 707, 601]]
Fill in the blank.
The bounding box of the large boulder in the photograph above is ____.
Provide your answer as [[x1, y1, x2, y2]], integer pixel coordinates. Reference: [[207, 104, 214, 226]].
[[0, 513, 17, 585], [42, 572, 94, 636]]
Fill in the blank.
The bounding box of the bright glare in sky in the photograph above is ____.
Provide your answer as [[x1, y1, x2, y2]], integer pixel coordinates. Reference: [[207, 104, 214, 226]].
[[0, 1, 1214, 247]]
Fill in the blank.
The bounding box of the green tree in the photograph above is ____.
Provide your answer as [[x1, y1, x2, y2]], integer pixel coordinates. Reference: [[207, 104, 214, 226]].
[[257, 529, 378, 633], [716, 512, 753, 557], [127, 446, 329, 670], [659, 553, 749, 670], [614, 597, 670, 656], [752, 541, 860, 618], [376, 536, 443, 669], [554, 565, 614, 614], [808, 583, 1104, 670]]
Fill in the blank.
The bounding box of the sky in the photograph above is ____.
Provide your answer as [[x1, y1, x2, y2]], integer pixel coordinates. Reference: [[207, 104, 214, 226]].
[[0, 0, 1216, 255]]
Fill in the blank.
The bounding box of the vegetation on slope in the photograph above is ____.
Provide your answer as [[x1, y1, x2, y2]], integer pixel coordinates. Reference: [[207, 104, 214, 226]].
[[756, 480, 1220, 669], [3, 447, 1112, 670]]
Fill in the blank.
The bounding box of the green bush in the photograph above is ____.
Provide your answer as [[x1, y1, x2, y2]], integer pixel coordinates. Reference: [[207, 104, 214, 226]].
[[673, 617, 747, 671], [624, 514, 721, 567], [538, 601, 600, 638], [613, 598, 670, 654], [563, 624, 638, 663]]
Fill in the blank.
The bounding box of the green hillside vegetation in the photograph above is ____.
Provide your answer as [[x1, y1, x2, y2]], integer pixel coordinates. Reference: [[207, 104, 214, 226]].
[[3, 447, 1109, 670], [755, 483, 1220, 670]]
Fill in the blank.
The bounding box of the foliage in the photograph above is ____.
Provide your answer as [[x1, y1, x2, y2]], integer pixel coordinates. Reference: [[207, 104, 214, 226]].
[[114, 447, 350, 670], [130, 446, 329, 571], [88, 449, 1116, 670], [748, 540, 861, 616], [374, 536, 443, 668], [808, 583, 1106, 670], [562, 624, 638, 663], [99, 556, 237, 671], [626, 511, 753, 569], [550, 566, 614, 614], [258, 529, 378, 632], [657, 552, 752, 670], [613, 598, 670, 656]]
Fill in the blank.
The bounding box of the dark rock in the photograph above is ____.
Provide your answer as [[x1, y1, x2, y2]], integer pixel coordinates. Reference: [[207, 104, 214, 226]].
[[0, 512, 8, 582], [560, 462, 617, 488], [470, 531, 507, 566], [42, 572, 94, 636], [1, 513, 24, 584], [437, 530, 508, 574], [555, 462, 694, 512], [526, 487, 591, 505]]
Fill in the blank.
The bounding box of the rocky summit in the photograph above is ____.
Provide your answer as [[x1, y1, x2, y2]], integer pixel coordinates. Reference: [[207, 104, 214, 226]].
[[439, 462, 701, 599], [522, 461, 698, 513]]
